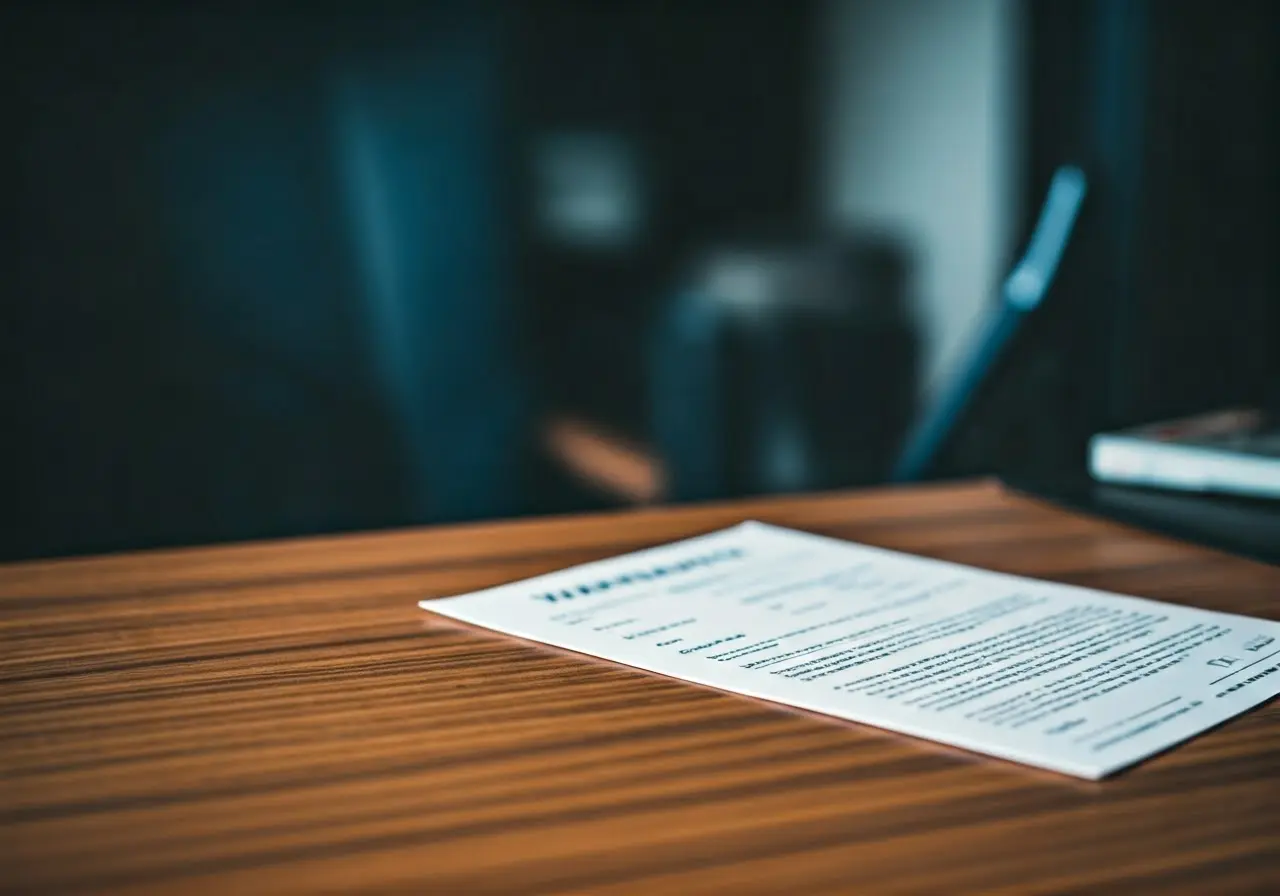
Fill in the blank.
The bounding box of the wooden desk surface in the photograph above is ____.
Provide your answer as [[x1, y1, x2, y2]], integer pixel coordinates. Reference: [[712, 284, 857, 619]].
[[3, 481, 1278, 893]]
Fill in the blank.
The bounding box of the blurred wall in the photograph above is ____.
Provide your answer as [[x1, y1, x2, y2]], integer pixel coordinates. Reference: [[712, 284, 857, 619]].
[[820, 0, 1022, 399], [2, 5, 527, 560]]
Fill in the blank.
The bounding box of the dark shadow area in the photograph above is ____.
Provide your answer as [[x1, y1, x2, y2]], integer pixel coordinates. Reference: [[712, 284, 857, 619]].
[[3, 0, 1276, 561]]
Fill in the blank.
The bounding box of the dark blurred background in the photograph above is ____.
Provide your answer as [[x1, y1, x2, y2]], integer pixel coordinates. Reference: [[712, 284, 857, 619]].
[[3, 0, 1277, 561]]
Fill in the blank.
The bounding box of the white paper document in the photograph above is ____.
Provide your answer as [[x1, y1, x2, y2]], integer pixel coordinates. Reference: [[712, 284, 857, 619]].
[[419, 522, 1280, 779]]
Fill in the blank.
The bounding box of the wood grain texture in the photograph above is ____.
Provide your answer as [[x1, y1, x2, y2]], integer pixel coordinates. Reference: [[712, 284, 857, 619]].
[[2, 480, 1278, 894]]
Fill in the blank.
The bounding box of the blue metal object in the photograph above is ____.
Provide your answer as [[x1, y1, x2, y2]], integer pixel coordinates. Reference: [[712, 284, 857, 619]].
[[890, 165, 1088, 482]]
